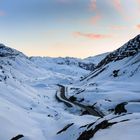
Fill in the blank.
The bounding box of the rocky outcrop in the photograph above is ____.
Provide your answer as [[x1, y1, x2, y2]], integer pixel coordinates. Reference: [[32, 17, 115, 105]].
[[96, 34, 140, 69]]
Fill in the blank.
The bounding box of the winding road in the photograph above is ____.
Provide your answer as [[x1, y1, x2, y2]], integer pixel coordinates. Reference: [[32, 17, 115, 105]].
[[56, 84, 105, 118]]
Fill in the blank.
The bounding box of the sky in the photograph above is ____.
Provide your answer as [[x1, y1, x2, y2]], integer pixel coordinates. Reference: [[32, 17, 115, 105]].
[[0, 0, 140, 58]]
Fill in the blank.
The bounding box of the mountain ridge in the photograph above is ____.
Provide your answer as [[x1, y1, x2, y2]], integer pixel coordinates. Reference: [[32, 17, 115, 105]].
[[96, 34, 140, 69]]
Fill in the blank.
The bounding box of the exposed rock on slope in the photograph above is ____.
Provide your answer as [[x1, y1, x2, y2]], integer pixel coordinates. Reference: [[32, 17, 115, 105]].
[[80, 34, 140, 81], [30, 56, 95, 71], [96, 34, 140, 69]]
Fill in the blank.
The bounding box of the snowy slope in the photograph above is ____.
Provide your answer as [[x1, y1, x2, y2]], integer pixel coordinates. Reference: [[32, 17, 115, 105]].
[[63, 35, 140, 140], [1, 34, 140, 140], [0, 44, 82, 85], [85, 52, 109, 66], [0, 44, 99, 140], [0, 44, 61, 139], [30, 56, 96, 80], [30, 54, 109, 84], [68, 34, 140, 109]]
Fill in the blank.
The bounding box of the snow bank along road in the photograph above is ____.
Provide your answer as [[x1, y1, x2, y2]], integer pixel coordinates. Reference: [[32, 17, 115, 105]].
[[56, 84, 105, 117]]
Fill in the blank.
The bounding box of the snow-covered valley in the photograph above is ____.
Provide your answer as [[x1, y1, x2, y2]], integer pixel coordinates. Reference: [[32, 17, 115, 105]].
[[1, 35, 140, 140]]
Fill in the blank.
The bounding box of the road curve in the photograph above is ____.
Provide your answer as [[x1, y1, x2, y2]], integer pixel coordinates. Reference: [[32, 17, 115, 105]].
[[56, 84, 105, 118]]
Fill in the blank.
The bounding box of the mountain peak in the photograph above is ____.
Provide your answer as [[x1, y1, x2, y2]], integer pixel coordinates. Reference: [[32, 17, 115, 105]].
[[96, 34, 140, 69], [0, 43, 23, 57]]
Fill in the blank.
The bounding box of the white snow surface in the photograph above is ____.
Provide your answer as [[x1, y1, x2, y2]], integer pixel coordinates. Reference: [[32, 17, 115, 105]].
[[66, 35, 140, 139], [30, 56, 96, 81], [0, 44, 98, 140], [1, 34, 140, 140]]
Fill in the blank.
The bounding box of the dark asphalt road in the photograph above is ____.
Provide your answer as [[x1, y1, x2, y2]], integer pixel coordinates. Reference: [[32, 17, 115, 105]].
[[56, 84, 104, 118]]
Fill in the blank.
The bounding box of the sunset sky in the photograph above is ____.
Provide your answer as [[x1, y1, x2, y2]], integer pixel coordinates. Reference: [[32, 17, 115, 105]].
[[0, 0, 140, 58]]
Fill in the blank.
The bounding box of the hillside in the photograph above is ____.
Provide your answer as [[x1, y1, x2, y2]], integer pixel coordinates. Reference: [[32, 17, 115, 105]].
[[62, 34, 140, 140], [0, 35, 140, 140], [0, 44, 97, 140]]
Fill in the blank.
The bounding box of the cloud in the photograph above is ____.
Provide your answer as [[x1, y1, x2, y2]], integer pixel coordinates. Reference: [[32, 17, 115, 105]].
[[138, 0, 140, 4], [111, 25, 126, 30], [138, 0, 140, 9], [136, 24, 140, 29], [0, 11, 5, 16], [90, 14, 101, 24], [113, 0, 122, 12], [112, 0, 133, 21], [74, 32, 111, 40], [89, 0, 97, 11]]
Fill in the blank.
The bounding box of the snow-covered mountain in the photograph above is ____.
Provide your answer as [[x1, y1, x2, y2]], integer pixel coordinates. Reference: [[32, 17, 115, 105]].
[[68, 34, 140, 109], [78, 34, 140, 82], [29, 56, 96, 81], [85, 52, 109, 66], [30, 56, 96, 71], [64, 35, 140, 140], [0, 43, 99, 140], [1, 35, 140, 140], [0, 43, 94, 85]]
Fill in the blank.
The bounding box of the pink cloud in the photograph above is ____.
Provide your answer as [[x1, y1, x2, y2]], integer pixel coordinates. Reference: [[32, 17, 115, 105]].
[[111, 25, 126, 30], [138, 0, 140, 9], [138, 0, 140, 4], [90, 14, 101, 25], [89, 0, 97, 11], [0, 11, 5, 16], [112, 0, 133, 21], [74, 32, 111, 40], [136, 24, 140, 29], [113, 0, 122, 12]]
